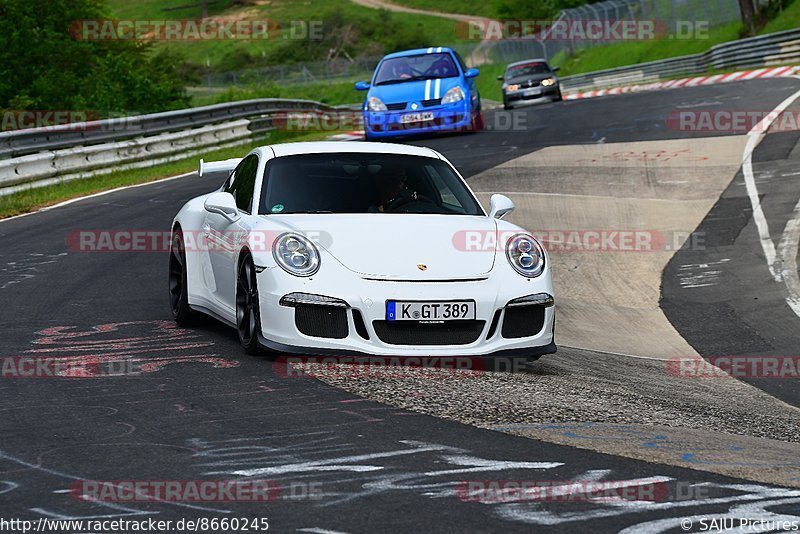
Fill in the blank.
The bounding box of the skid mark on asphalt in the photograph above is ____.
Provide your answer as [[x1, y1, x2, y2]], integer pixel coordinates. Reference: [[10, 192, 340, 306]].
[[677, 259, 731, 288], [7, 321, 239, 377], [575, 147, 709, 164], [184, 430, 800, 529], [0, 449, 228, 519], [0, 253, 67, 289]]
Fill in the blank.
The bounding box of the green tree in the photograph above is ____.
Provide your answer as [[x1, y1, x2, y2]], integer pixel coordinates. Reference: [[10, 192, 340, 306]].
[[0, 0, 190, 118]]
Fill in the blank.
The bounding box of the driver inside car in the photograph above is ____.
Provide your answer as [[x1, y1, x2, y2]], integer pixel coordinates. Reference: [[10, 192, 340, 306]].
[[393, 60, 413, 79], [427, 58, 455, 78], [368, 168, 417, 212]]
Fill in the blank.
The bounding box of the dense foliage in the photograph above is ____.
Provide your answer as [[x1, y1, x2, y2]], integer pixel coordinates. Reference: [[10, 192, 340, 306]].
[[218, 8, 435, 70], [0, 0, 190, 116]]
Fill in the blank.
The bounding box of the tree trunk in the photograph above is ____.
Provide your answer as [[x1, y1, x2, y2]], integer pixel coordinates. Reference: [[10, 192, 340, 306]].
[[738, 0, 756, 35]]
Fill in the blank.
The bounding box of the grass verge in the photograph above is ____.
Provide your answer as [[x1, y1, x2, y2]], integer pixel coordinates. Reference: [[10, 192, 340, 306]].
[[190, 80, 363, 107], [106, 0, 469, 72], [551, 0, 800, 78], [554, 23, 744, 76]]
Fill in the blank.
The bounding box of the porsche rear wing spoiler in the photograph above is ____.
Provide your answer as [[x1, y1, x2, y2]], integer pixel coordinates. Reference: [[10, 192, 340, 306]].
[[198, 157, 241, 177]]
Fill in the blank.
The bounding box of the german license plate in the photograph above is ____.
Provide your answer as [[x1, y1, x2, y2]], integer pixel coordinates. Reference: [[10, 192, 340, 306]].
[[400, 112, 434, 124], [386, 300, 476, 322], [523, 88, 541, 97]]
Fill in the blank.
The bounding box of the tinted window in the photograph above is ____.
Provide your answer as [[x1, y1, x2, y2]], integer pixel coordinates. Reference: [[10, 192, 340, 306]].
[[453, 51, 469, 73], [229, 155, 259, 213], [374, 53, 458, 85], [258, 153, 482, 215], [505, 62, 550, 79]]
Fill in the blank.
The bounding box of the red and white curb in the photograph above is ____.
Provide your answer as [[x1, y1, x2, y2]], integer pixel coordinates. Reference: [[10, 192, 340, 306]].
[[328, 130, 365, 141], [564, 65, 799, 100]]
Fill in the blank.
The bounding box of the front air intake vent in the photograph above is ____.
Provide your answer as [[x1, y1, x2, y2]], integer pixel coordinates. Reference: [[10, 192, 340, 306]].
[[373, 320, 485, 345], [295, 306, 348, 339], [501, 306, 545, 339]]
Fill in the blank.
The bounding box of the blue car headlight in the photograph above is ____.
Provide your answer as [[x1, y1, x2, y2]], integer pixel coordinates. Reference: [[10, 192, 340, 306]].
[[367, 97, 387, 112], [441, 86, 465, 104]]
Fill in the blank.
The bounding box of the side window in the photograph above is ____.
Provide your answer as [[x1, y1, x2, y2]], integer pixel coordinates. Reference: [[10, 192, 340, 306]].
[[227, 155, 259, 213], [425, 164, 466, 213], [222, 170, 236, 193], [453, 51, 469, 74]]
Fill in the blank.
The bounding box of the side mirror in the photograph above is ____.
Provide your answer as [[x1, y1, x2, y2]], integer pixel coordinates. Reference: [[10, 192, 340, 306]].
[[488, 194, 515, 219], [204, 192, 240, 223], [497, 75, 504, 81], [552, 66, 560, 72], [464, 68, 479, 78], [354, 81, 371, 91]]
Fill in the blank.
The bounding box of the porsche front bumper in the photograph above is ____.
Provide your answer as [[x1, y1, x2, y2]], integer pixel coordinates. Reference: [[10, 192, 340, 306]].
[[255, 268, 555, 357]]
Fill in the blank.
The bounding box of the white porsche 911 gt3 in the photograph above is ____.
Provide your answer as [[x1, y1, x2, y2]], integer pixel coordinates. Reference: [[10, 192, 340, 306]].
[[169, 142, 555, 359]]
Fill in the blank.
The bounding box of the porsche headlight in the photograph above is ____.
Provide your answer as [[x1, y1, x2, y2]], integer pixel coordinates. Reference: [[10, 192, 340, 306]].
[[506, 233, 545, 278], [541, 78, 555, 87], [441, 86, 465, 104], [273, 233, 320, 277], [505, 84, 520, 92], [367, 97, 387, 112]]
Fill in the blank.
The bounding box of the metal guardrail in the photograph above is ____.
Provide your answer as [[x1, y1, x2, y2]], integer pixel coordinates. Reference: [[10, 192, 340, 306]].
[[560, 28, 800, 92], [0, 98, 340, 160], [0, 99, 348, 196]]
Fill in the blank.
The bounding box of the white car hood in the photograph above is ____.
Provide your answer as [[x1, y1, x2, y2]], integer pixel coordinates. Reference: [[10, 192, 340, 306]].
[[268, 214, 497, 280]]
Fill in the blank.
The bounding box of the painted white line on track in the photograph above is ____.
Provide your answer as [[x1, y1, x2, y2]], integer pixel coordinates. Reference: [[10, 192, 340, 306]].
[[778, 196, 800, 315], [0, 171, 195, 225], [741, 78, 800, 317]]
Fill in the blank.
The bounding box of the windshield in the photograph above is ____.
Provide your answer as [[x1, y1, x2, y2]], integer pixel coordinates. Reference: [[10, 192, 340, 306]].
[[374, 53, 459, 86], [505, 62, 551, 79], [258, 153, 483, 215]]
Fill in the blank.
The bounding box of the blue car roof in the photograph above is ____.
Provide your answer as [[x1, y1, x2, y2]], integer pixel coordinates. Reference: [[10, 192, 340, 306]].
[[381, 47, 454, 60]]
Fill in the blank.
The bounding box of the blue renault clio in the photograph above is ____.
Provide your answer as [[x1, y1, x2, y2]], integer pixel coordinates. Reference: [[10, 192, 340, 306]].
[[355, 47, 482, 141]]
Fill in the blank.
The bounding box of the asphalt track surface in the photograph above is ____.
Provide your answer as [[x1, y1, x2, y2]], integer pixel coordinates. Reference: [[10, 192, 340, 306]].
[[662, 128, 800, 408], [1, 78, 799, 532]]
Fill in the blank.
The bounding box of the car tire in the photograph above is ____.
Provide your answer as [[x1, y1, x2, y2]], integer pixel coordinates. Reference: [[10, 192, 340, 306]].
[[236, 252, 263, 355], [470, 109, 485, 131], [553, 90, 563, 102], [169, 228, 198, 326]]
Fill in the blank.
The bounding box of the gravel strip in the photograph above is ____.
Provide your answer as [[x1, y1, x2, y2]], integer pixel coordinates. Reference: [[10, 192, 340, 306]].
[[292, 347, 800, 444]]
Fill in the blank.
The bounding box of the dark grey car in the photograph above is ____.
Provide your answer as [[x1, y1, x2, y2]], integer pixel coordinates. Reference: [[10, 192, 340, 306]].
[[498, 59, 562, 110]]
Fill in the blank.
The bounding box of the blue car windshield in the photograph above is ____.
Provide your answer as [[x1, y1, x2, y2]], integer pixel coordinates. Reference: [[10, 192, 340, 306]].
[[374, 53, 459, 86]]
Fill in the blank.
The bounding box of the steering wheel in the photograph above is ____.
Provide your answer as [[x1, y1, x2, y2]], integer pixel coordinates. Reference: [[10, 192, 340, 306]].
[[384, 189, 435, 212]]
